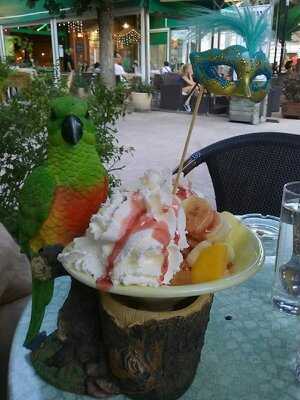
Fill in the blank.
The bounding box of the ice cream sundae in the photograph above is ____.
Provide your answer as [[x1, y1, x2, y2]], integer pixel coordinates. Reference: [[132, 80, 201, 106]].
[[59, 169, 249, 290]]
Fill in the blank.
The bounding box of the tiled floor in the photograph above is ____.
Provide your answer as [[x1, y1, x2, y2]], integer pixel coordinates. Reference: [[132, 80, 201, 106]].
[[115, 111, 300, 205]]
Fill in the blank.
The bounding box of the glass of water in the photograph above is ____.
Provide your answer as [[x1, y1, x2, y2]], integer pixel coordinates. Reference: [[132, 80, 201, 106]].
[[272, 181, 300, 315]]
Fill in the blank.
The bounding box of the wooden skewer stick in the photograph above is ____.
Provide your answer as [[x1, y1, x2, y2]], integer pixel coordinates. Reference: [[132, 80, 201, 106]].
[[173, 86, 204, 195]]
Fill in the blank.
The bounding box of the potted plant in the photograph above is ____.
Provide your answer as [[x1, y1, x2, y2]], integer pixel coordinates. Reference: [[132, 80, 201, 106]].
[[130, 81, 153, 111], [72, 72, 89, 98], [282, 76, 300, 118]]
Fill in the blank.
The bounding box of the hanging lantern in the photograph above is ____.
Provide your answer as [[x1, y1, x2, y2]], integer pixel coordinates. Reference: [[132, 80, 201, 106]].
[[113, 28, 141, 49]]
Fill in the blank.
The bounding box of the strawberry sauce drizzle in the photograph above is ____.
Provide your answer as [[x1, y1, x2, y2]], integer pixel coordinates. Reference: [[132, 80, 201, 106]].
[[159, 248, 169, 284], [176, 185, 192, 201], [174, 231, 180, 245], [97, 192, 172, 291], [172, 198, 180, 217]]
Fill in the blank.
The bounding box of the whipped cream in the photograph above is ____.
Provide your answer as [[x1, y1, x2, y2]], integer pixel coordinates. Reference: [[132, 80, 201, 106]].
[[59, 170, 190, 288]]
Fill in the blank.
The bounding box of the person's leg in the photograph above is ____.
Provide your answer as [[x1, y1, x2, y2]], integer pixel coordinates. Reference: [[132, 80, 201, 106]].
[[183, 84, 199, 112]]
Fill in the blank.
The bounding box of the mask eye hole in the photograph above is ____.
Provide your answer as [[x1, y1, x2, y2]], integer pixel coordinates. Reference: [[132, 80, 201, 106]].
[[251, 73, 270, 91], [206, 63, 236, 84], [217, 65, 234, 80]]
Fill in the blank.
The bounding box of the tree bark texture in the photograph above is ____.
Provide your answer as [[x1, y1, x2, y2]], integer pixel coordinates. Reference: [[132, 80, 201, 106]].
[[100, 293, 213, 400], [97, 3, 115, 88], [30, 264, 213, 399], [31, 278, 120, 397]]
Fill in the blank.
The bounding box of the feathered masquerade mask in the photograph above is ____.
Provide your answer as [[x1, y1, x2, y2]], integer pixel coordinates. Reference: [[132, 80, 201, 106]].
[[188, 2, 272, 102]]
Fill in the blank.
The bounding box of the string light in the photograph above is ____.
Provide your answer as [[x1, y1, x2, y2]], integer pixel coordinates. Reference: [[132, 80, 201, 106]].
[[113, 28, 141, 49], [67, 20, 83, 33]]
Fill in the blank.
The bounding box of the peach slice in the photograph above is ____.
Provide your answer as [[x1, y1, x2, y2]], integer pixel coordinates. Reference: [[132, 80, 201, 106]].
[[191, 243, 229, 284], [171, 261, 192, 286], [182, 196, 215, 241]]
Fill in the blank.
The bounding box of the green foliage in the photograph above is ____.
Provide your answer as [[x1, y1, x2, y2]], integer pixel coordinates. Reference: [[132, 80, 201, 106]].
[[0, 69, 132, 237], [283, 76, 300, 102], [71, 72, 90, 95], [51, 95, 88, 118], [88, 77, 134, 189], [0, 73, 67, 237], [0, 62, 11, 80], [276, 5, 300, 42], [130, 81, 154, 94], [0, 62, 13, 93]]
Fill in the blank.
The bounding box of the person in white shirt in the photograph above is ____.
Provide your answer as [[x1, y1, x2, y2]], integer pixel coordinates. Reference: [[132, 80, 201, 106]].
[[160, 61, 172, 74], [114, 52, 127, 82]]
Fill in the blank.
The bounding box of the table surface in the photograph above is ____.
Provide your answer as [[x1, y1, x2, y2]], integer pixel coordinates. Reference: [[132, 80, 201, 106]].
[[8, 251, 300, 400]]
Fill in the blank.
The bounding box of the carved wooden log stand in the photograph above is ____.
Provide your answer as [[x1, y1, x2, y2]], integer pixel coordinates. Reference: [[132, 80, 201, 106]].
[[30, 252, 213, 400]]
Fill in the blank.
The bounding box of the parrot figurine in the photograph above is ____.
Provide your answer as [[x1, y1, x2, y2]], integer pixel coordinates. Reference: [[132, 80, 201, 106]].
[[18, 95, 109, 349]]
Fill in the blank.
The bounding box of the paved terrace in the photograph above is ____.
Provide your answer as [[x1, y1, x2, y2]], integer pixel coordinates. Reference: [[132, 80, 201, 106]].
[[116, 112, 300, 206]]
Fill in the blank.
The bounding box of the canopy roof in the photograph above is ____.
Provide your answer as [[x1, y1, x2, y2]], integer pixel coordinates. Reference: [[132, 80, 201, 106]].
[[0, 0, 72, 26], [0, 0, 142, 26], [148, 0, 223, 16], [0, 0, 222, 27]]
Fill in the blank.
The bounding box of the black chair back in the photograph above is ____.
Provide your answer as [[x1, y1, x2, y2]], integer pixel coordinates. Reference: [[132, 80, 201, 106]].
[[179, 132, 300, 216], [160, 84, 183, 110]]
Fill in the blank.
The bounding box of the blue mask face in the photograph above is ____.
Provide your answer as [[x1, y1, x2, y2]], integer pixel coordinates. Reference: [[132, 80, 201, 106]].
[[190, 45, 272, 102]]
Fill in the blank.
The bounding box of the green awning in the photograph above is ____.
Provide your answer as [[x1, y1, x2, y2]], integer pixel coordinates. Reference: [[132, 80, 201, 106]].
[[0, 0, 73, 26], [0, 0, 219, 27], [148, 0, 222, 16], [0, 0, 144, 27]]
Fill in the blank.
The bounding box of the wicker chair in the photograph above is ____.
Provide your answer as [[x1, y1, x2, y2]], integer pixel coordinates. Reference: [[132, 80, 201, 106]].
[[177, 132, 300, 217]]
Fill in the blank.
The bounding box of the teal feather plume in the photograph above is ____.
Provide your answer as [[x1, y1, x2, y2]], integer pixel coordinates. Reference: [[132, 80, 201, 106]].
[[180, 2, 272, 56]]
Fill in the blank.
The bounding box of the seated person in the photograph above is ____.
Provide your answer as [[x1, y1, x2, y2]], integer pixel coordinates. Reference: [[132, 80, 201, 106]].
[[114, 52, 127, 83], [160, 61, 172, 74], [180, 63, 201, 112]]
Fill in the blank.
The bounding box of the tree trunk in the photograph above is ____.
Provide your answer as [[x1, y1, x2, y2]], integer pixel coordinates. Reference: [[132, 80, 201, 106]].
[[97, 3, 115, 88]]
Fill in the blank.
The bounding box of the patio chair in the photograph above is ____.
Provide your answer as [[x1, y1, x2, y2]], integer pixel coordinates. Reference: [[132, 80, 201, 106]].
[[175, 132, 300, 217]]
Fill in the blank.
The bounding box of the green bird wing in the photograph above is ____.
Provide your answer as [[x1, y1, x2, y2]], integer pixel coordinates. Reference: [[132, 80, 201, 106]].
[[19, 165, 57, 348], [18, 164, 56, 255]]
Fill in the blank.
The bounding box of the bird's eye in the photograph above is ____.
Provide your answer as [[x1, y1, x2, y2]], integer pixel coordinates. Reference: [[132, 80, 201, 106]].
[[61, 115, 83, 145]]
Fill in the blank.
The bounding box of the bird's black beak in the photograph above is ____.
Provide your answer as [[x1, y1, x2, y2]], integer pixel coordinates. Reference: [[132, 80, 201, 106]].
[[61, 115, 83, 145]]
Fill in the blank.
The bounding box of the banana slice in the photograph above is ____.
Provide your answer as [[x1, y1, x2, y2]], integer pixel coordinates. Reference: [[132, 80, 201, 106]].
[[182, 195, 215, 241], [205, 214, 231, 243]]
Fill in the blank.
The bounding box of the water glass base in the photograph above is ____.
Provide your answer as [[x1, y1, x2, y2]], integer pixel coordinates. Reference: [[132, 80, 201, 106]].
[[273, 296, 300, 315]]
